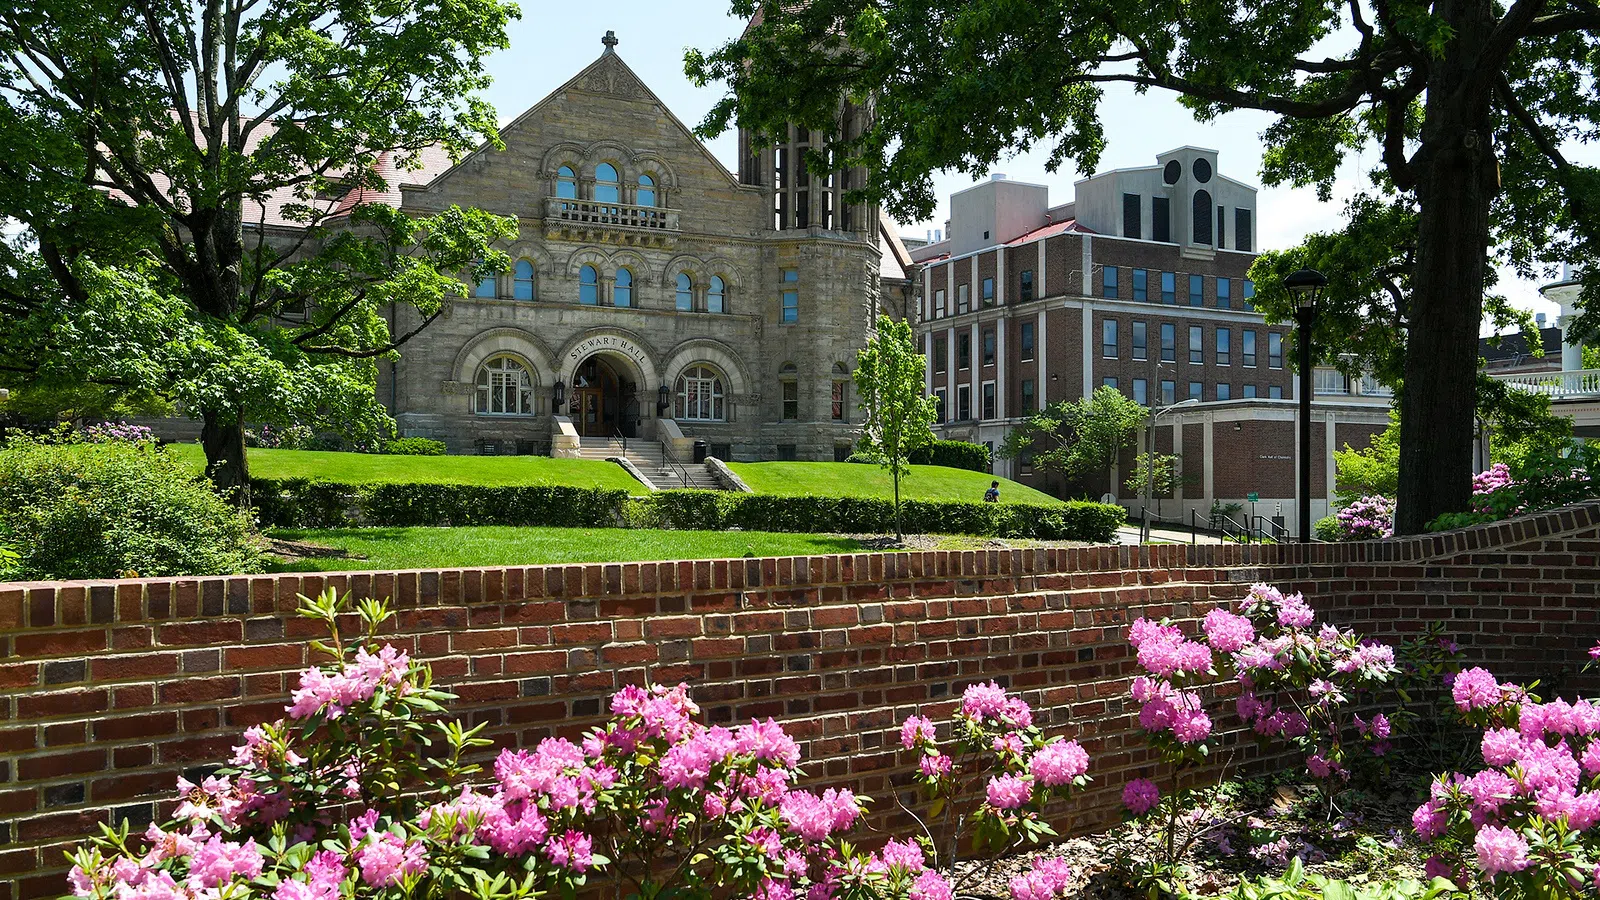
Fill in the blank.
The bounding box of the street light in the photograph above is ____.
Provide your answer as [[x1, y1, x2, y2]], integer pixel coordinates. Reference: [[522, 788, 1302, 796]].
[[1141, 397, 1199, 542], [1285, 267, 1328, 543], [552, 380, 566, 412]]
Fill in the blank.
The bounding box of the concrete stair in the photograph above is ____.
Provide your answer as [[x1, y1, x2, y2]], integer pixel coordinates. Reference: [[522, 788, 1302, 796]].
[[576, 437, 724, 491]]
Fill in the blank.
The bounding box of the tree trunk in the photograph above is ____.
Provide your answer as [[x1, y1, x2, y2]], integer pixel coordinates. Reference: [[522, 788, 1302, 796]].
[[893, 465, 904, 541], [201, 408, 251, 508], [1395, 3, 1499, 535]]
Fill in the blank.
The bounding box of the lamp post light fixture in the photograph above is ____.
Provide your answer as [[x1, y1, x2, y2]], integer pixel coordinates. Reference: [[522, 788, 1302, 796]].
[[1141, 397, 1199, 542], [657, 384, 671, 415], [552, 380, 566, 412], [1284, 267, 1328, 543]]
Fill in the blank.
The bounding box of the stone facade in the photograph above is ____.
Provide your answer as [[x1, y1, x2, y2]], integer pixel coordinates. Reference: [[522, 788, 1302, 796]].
[[368, 39, 912, 461]]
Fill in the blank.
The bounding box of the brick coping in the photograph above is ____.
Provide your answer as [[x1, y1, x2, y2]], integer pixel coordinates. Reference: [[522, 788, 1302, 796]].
[[4, 501, 1597, 595]]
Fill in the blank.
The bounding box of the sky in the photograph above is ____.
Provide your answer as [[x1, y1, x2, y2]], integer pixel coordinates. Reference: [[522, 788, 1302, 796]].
[[495, 0, 1584, 334]]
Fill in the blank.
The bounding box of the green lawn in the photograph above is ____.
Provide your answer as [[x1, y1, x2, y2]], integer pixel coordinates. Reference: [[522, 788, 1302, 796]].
[[268, 526, 863, 572], [167, 444, 643, 492], [727, 462, 1061, 505]]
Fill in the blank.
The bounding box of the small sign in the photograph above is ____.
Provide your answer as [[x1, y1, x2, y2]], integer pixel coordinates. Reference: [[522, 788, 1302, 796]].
[[1247, 492, 1259, 502]]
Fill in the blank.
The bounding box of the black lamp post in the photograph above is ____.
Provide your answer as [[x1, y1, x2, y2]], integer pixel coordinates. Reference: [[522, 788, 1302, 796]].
[[657, 384, 671, 415], [552, 380, 566, 412], [1284, 268, 1328, 543]]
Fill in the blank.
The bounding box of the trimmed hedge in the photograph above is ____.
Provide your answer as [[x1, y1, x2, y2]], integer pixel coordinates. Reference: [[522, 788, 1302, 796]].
[[253, 480, 1126, 542], [631, 491, 1125, 542], [384, 437, 448, 456], [253, 479, 628, 529], [907, 440, 992, 473]]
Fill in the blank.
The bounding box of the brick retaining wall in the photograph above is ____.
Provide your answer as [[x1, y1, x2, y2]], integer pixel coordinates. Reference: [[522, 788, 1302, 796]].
[[2, 502, 1598, 900]]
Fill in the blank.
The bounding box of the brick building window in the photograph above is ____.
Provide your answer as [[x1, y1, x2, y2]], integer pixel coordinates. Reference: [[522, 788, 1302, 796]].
[[934, 336, 948, 373], [1244, 384, 1257, 398], [1021, 379, 1035, 413], [958, 333, 971, 370], [1189, 325, 1203, 364], [1161, 380, 1176, 405], [1269, 385, 1283, 399], [1102, 266, 1118, 299], [957, 384, 971, 420], [934, 388, 947, 422], [1102, 376, 1118, 390], [1161, 271, 1176, 304], [1243, 279, 1256, 311], [935, 289, 946, 318], [1020, 270, 1035, 302], [1133, 378, 1148, 406], [1243, 329, 1256, 367], [1217, 383, 1231, 400], [1160, 323, 1176, 362], [1217, 277, 1231, 309], [1133, 269, 1148, 301], [958, 283, 970, 314], [1216, 327, 1231, 366], [982, 277, 995, 306], [981, 381, 996, 420], [982, 328, 996, 366], [1189, 381, 1202, 401], [1189, 274, 1204, 307], [1132, 321, 1147, 360], [1020, 322, 1035, 361], [1102, 319, 1118, 358], [1269, 332, 1283, 368]]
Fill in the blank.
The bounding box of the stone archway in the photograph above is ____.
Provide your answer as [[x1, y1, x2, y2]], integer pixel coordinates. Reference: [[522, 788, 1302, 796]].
[[557, 331, 661, 439]]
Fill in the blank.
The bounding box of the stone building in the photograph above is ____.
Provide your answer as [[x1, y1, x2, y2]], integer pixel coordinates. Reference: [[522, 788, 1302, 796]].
[[909, 148, 1391, 535], [370, 34, 914, 462]]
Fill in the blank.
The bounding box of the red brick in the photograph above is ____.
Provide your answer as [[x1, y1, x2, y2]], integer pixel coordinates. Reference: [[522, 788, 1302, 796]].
[[18, 749, 106, 781]]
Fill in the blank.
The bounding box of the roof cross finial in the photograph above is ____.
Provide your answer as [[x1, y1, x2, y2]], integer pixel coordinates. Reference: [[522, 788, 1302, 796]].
[[602, 30, 619, 52]]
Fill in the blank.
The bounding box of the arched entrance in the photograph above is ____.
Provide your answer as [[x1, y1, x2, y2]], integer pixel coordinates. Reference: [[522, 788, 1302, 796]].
[[569, 354, 642, 438]]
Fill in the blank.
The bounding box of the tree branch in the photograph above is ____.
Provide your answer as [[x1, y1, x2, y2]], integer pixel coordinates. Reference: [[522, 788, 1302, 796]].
[[300, 309, 445, 358], [1495, 73, 1590, 224]]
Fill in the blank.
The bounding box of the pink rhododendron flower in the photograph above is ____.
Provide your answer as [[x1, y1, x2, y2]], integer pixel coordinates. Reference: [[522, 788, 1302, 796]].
[[919, 754, 953, 777], [1201, 609, 1255, 653], [185, 836, 262, 890], [1008, 857, 1074, 900], [1412, 800, 1448, 840], [960, 681, 1010, 719], [986, 774, 1032, 809], [1029, 740, 1090, 786], [1276, 593, 1315, 628], [1474, 825, 1529, 877], [1123, 778, 1160, 814], [736, 718, 801, 767], [356, 833, 427, 887], [909, 869, 954, 900], [542, 830, 594, 872], [870, 839, 926, 874], [1452, 667, 1502, 711], [900, 715, 935, 749]]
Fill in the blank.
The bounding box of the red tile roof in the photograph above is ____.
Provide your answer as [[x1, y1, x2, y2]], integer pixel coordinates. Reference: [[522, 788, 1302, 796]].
[[1005, 218, 1095, 244]]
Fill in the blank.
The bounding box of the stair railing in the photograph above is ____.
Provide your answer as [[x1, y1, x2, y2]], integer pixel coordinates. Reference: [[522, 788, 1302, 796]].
[[608, 426, 628, 459], [658, 439, 693, 489]]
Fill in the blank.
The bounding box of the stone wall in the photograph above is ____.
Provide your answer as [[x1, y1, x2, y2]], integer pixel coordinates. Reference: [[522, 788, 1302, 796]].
[[2, 503, 1599, 899]]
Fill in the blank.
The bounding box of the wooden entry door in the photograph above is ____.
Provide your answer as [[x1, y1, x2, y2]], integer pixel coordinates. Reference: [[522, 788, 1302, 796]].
[[572, 357, 621, 437]]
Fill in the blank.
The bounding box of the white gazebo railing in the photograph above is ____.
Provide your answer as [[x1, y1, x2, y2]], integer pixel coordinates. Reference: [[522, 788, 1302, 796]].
[[1491, 369, 1600, 398]]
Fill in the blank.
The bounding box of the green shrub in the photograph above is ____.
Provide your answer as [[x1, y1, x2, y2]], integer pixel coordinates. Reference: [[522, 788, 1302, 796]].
[[1312, 515, 1342, 542], [0, 439, 261, 579], [629, 492, 1124, 541], [908, 439, 992, 473], [384, 437, 447, 456], [252, 479, 629, 528]]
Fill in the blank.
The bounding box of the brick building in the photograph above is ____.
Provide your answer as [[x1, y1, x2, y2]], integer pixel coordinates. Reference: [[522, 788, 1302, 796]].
[[909, 148, 1390, 534]]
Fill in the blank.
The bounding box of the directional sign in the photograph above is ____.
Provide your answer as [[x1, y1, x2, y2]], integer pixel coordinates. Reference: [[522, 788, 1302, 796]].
[[1246, 492, 1259, 502]]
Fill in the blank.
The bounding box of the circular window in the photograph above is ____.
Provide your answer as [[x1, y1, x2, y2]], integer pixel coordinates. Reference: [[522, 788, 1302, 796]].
[[1163, 160, 1181, 184], [1193, 158, 1213, 183]]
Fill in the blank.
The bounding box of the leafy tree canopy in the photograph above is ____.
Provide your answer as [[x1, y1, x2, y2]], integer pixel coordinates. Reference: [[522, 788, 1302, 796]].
[[0, 0, 521, 498], [689, 0, 1600, 533], [853, 315, 939, 539], [1000, 385, 1145, 481]]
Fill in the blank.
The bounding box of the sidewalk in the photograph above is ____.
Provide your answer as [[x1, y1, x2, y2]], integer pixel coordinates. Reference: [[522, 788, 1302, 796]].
[[1115, 523, 1227, 545]]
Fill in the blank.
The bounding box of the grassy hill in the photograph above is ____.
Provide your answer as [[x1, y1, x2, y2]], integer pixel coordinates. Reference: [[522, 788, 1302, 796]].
[[727, 461, 1060, 505], [167, 444, 644, 492]]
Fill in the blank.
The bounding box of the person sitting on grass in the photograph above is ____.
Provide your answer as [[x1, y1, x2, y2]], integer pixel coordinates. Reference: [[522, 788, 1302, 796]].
[[984, 481, 1000, 503]]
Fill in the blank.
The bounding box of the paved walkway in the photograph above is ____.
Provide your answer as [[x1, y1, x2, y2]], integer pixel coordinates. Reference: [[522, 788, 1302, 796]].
[[1115, 524, 1228, 545]]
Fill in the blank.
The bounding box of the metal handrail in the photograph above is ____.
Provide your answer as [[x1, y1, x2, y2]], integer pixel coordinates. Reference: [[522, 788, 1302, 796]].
[[658, 438, 694, 490], [608, 426, 628, 460]]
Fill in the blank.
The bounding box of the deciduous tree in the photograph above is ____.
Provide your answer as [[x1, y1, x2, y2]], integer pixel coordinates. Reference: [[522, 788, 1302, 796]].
[[0, 0, 520, 502], [1000, 385, 1144, 486], [853, 315, 938, 540], [689, 0, 1600, 533]]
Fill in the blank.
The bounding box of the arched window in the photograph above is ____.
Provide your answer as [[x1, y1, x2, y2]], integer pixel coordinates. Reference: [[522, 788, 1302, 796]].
[[614, 268, 633, 308], [513, 260, 535, 301], [675, 272, 694, 311], [637, 174, 656, 207], [474, 267, 497, 298], [475, 356, 535, 416], [675, 365, 726, 421], [1192, 190, 1213, 246], [708, 275, 726, 314], [556, 166, 577, 200], [579, 265, 599, 305], [595, 163, 620, 203]]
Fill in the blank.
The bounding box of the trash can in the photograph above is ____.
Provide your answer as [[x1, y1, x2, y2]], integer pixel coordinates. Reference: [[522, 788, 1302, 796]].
[[693, 440, 709, 463]]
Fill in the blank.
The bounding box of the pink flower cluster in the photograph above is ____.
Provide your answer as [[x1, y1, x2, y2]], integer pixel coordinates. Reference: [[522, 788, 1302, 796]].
[[1028, 740, 1090, 786], [1122, 778, 1161, 814], [1201, 609, 1255, 653], [287, 645, 410, 719], [960, 681, 1033, 727], [1128, 618, 1213, 678], [1452, 667, 1508, 712], [1132, 677, 1212, 745], [1333, 495, 1395, 541], [1008, 857, 1074, 900]]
